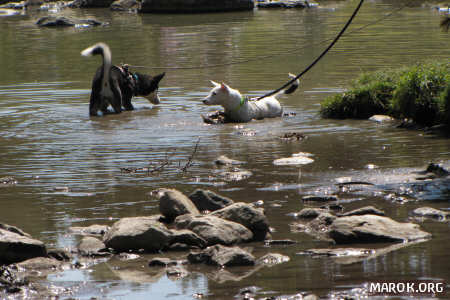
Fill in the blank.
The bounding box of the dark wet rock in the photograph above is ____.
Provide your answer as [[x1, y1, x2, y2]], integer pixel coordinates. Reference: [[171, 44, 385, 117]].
[[263, 239, 297, 246], [154, 188, 200, 222], [293, 208, 328, 219], [77, 236, 110, 257], [218, 168, 252, 181], [110, 0, 139, 11], [411, 207, 449, 220], [187, 244, 255, 267], [175, 215, 253, 246], [68, 0, 114, 8], [170, 229, 207, 250], [188, 189, 234, 212], [148, 257, 179, 267], [47, 249, 71, 261], [256, 253, 290, 266], [103, 216, 172, 252], [139, 0, 254, 13], [36, 16, 105, 27], [210, 202, 269, 241], [0, 177, 17, 185], [0, 227, 47, 265], [257, 0, 309, 9], [416, 163, 450, 180], [329, 215, 432, 244], [214, 155, 245, 166], [338, 206, 385, 217], [15, 257, 62, 270], [69, 224, 110, 236], [279, 132, 306, 141], [202, 110, 227, 124], [302, 195, 338, 203]]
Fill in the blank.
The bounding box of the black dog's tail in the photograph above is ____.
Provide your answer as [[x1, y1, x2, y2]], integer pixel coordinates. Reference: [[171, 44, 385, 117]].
[[81, 42, 112, 71]]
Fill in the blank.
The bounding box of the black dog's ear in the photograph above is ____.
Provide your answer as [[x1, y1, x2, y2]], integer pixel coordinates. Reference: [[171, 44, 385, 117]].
[[153, 72, 165, 84]]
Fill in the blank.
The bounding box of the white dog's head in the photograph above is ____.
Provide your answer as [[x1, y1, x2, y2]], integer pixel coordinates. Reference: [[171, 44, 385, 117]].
[[202, 81, 233, 106]]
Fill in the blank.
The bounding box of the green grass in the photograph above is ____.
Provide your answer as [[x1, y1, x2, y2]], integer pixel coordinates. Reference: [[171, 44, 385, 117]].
[[320, 61, 450, 126]]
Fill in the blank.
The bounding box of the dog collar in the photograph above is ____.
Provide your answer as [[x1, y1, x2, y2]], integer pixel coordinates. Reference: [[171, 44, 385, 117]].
[[234, 95, 246, 111]]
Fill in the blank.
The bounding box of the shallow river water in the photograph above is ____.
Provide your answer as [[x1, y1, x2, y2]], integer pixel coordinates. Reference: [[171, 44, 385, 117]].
[[0, 1, 449, 299]]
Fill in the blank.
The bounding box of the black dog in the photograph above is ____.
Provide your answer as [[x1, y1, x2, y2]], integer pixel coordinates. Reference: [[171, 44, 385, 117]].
[[81, 42, 165, 116]]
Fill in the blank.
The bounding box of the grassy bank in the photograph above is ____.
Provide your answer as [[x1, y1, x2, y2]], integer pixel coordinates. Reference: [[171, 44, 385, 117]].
[[320, 61, 450, 126]]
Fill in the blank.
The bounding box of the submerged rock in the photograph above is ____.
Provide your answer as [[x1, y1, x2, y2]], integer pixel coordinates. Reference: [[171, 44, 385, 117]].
[[210, 202, 270, 241], [36, 16, 105, 27], [329, 215, 431, 244], [187, 244, 255, 267], [139, 0, 254, 13], [293, 208, 328, 219], [69, 224, 110, 236], [411, 207, 449, 220], [0, 226, 47, 265], [103, 216, 172, 252], [302, 195, 338, 203], [257, 0, 309, 9], [188, 189, 234, 212], [68, 0, 114, 8], [175, 215, 253, 246], [214, 155, 245, 166]]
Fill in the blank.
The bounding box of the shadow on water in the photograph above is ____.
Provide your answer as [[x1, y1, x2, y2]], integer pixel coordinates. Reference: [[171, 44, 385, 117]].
[[0, 0, 449, 298]]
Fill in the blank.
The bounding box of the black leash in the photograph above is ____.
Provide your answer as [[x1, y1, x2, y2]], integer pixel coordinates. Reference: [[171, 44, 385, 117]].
[[256, 0, 365, 101]]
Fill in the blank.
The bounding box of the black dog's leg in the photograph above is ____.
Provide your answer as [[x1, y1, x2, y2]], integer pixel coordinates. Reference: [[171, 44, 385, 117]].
[[110, 80, 123, 114], [89, 86, 101, 116], [122, 89, 134, 111]]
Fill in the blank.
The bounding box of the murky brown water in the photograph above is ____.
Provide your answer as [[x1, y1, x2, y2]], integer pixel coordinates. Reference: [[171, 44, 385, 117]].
[[0, 1, 449, 299]]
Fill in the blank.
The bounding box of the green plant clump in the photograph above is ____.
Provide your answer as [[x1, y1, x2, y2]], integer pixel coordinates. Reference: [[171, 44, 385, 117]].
[[320, 61, 450, 126]]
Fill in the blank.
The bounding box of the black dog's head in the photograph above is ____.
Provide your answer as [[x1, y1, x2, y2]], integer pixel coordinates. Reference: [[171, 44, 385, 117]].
[[133, 72, 165, 104]]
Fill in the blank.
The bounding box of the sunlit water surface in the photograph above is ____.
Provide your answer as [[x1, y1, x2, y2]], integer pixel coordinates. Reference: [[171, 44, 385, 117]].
[[0, 1, 449, 299]]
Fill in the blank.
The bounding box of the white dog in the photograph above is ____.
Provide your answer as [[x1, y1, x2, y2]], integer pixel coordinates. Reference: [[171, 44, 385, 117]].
[[202, 74, 299, 123]]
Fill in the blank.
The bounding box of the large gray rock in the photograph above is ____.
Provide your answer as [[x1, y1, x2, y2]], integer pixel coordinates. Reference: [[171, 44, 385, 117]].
[[77, 236, 110, 257], [139, 0, 254, 13], [170, 229, 207, 250], [0, 226, 47, 265], [188, 189, 234, 212], [103, 217, 172, 252], [338, 206, 385, 217], [210, 202, 269, 241], [175, 215, 253, 246], [155, 188, 200, 222], [329, 215, 431, 244], [187, 244, 255, 267]]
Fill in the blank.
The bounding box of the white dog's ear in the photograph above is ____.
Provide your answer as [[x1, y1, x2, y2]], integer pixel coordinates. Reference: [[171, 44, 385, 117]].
[[220, 83, 230, 93], [210, 80, 220, 87]]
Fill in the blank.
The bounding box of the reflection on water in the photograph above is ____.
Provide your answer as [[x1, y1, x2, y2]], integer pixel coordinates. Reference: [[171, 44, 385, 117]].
[[0, 1, 449, 298]]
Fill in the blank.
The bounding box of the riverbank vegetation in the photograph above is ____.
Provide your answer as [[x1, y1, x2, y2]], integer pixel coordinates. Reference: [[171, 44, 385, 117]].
[[320, 61, 450, 127]]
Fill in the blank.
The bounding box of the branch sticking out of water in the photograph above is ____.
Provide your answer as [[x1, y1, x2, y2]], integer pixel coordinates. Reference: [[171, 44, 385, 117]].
[[120, 138, 201, 175]]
